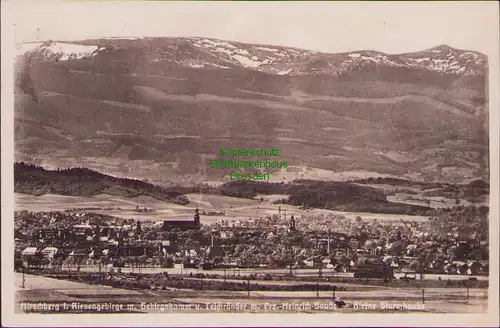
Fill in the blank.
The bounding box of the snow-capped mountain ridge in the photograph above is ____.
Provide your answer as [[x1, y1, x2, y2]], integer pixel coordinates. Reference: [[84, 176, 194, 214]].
[[16, 41, 106, 61], [14, 38, 488, 184], [16, 38, 486, 76]]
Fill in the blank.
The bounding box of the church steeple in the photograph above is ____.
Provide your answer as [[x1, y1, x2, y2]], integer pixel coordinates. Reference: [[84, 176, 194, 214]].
[[194, 208, 200, 228], [289, 215, 296, 232]]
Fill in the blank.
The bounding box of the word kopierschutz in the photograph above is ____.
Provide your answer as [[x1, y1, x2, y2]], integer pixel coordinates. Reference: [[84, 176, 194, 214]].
[[219, 148, 280, 158]]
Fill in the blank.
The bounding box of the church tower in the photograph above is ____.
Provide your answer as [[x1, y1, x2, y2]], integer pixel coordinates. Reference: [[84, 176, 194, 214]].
[[194, 208, 200, 228], [289, 215, 296, 232]]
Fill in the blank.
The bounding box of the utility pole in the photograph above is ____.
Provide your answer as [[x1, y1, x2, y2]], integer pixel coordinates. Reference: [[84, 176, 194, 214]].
[[22, 267, 25, 288], [419, 257, 424, 280], [327, 230, 331, 255], [288, 245, 294, 276], [99, 261, 103, 285]]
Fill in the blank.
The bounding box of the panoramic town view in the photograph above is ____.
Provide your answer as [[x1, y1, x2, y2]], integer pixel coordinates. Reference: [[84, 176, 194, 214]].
[[13, 177, 489, 313], [11, 5, 491, 316]]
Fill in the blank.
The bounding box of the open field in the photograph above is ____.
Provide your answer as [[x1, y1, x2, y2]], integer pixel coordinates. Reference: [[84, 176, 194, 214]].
[[387, 193, 489, 208], [357, 183, 489, 208], [62, 265, 489, 281], [15, 273, 487, 313], [15, 192, 430, 222]]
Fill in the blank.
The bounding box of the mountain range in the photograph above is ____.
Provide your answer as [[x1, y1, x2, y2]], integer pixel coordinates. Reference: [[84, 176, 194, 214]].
[[14, 37, 489, 185]]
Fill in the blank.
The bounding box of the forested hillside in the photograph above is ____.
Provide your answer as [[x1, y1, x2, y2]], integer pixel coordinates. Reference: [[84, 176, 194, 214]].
[[14, 162, 190, 205]]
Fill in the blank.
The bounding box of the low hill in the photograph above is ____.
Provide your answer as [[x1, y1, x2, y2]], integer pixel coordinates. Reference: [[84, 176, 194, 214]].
[[14, 162, 190, 205], [218, 179, 436, 216]]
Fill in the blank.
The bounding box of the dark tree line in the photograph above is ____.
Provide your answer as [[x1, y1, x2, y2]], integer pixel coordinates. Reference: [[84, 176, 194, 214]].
[[14, 162, 189, 204]]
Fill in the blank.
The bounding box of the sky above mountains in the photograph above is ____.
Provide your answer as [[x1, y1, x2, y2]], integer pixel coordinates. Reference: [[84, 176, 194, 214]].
[[8, 2, 498, 55]]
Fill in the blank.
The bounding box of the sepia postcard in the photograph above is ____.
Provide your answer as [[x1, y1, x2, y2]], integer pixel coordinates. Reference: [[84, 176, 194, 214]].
[[2, 1, 499, 327]]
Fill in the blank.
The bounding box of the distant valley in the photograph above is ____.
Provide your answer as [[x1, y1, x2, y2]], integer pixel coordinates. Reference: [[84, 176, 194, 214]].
[[15, 163, 489, 219]]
